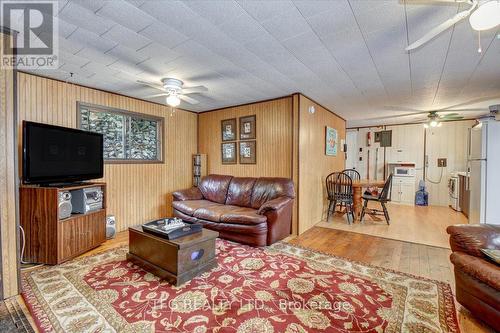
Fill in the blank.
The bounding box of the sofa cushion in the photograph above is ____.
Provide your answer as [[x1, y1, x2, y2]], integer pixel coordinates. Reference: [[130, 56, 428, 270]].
[[220, 208, 267, 225], [226, 177, 257, 207], [250, 177, 296, 209], [172, 200, 217, 216], [193, 204, 239, 222], [198, 175, 233, 204]]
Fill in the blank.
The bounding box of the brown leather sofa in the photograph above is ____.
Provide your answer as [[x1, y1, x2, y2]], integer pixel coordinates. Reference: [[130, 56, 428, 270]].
[[172, 175, 295, 247], [172, 175, 295, 246], [447, 224, 500, 331]]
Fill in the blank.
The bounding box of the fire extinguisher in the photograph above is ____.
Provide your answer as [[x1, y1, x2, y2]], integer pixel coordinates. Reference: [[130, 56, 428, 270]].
[[367, 132, 372, 147]]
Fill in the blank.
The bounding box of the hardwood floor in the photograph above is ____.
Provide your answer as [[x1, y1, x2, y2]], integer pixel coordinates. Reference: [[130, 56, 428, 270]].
[[318, 203, 468, 248], [13, 227, 493, 333]]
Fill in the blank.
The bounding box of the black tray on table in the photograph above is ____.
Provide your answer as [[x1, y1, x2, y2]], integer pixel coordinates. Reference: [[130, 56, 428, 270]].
[[141, 218, 203, 240]]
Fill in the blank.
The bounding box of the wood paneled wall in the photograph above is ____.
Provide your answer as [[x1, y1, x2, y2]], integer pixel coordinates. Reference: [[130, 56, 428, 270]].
[[17, 72, 197, 233], [298, 95, 346, 234], [198, 97, 293, 178], [198, 95, 346, 235], [1, 31, 19, 298], [198, 96, 298, 234]]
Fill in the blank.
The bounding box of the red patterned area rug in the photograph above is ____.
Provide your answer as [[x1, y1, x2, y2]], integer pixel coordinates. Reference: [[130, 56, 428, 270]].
[[22, 240, 460, 333]]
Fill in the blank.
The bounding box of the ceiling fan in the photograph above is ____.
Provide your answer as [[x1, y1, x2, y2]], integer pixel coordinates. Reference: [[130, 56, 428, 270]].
[[137, 78, 208, 107], [406, 0, 500, 51], [422, 111, 464, 127]]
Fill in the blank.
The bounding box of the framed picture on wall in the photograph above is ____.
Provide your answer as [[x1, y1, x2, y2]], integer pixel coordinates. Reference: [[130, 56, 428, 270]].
[[221, 118, 237, 141], [325, 126, 338, 156], [239, 115, 256, 140], [239, 141, 256, 164], [221, 142, 237, 164]]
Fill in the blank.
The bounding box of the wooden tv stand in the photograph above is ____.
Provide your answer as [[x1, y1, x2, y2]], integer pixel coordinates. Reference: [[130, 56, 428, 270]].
[[20, 182, 107, 265]]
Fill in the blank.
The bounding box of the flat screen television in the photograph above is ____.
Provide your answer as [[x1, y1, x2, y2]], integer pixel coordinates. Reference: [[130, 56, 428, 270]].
[[23, 121, 104, 185]]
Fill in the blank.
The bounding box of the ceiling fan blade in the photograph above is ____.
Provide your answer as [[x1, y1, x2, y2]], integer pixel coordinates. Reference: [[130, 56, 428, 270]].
[[145, 93, 168, 98], [182, 85, 208, 94], [179, 94, 200, 105], [405, 6, 475, 51], [137, 80, 166, 92]]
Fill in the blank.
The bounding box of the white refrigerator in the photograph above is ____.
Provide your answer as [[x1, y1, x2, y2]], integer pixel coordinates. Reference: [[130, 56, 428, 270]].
[[467, 119, 500, 225]]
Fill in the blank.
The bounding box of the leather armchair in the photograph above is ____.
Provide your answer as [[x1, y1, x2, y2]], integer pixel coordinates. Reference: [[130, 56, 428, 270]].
[[447, 224, 500, 331], [172, 175, 295, 247]]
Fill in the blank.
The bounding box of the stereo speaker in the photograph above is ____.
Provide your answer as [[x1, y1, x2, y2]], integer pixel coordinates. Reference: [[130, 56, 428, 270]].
[[58, 191, 72, 219], [106, 215, 116, 239]]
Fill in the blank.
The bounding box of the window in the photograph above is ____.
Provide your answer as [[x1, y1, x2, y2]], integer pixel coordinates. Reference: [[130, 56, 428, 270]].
[[77, 102, 164, 163]]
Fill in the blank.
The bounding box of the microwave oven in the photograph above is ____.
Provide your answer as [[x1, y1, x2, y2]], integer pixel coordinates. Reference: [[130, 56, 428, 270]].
[[394, 167, 416, 177]]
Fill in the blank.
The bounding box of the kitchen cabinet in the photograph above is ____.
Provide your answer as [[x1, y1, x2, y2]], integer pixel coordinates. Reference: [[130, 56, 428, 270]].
[[392, 176, 415, 205]]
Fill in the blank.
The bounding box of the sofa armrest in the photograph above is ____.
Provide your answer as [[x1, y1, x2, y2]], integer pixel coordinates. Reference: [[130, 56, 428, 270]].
[[450, 252, 500, 290], [172, 187, 203, 201], [258, 197, 292, 215], [447, 224, 500, 258]]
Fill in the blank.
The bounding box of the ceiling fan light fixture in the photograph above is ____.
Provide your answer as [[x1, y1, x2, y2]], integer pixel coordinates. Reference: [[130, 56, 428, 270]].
[[166, 94, 180, 107], [469, 0, 500, 31], [430, 120, 439, 127]]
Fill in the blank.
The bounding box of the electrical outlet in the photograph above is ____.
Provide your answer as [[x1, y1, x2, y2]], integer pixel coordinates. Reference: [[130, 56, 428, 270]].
[[438, 158, 447, 168]]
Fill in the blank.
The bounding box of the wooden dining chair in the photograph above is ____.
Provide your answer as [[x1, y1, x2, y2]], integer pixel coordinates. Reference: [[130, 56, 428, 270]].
[[360, 174, 393, 225], [335, 172, 355, 224], [326, 172, 341, 220], [326, 172, 355, 224], [342, 169, 361, 181]]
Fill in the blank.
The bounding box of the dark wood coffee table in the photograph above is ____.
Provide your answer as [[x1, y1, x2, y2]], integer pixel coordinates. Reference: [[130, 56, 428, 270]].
[[127, 225, 219, 286]]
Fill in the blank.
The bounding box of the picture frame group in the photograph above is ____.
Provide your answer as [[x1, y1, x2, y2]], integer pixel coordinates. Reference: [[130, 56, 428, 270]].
[[221, 115, 256, 164]]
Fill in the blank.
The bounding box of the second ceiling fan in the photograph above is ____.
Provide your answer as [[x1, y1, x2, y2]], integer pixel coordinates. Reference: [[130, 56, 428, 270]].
[[406, 0, 500, 51]]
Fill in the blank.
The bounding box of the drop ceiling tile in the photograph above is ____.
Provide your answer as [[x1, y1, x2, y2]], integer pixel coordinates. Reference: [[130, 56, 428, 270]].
[[74, 47, 117, 66], [218, 13, 268, 43], [101, 25, 151, 51], [59, 37, 84, 54], [138, 22, 189, 49], [135, 43, 180, 64], [71, 0, 106, 13], [58, 19, 78, 38], [238, 0, 295, 22], [59, 2, 115, 35], [293, 0, 346, 18], [304, 8, 355, 39], [106, 45, 150, 66], [137, 1, 205, 38], [96, 1, 153, 32], [81, 62, 121, 77], [59, 50, 90, 67], [261, 8, 311, 41], [67, 29, 117, 52], [185, 1, 245, 26]]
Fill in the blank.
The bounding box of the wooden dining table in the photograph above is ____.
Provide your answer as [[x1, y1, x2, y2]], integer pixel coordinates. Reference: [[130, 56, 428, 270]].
[[329, 179, 386, 221]]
